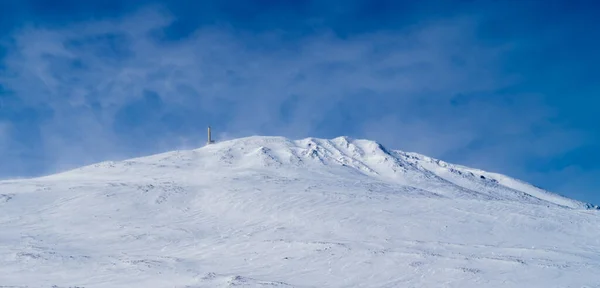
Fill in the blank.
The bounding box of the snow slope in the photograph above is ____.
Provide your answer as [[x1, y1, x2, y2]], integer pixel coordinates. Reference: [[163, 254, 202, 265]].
[[1, 136, 599, 288]]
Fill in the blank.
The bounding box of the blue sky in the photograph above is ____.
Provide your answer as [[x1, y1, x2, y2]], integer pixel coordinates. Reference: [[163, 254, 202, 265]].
[[0, 0, 599, 204]]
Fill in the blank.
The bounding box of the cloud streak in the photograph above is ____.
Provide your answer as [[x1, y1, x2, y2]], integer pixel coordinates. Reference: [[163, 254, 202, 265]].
[[0, 4, 596, 203]]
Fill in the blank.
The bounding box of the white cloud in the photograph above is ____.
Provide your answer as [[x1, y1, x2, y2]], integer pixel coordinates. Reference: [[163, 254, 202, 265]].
[[0, 5, 587, 191]]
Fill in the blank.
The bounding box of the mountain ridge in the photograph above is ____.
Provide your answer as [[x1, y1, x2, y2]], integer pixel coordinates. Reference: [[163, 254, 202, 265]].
[[1, 135, 600, 287], [46, 135, 595, 210]]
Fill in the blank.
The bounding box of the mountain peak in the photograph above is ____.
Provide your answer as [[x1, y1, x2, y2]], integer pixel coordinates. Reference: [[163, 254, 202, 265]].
[[197, 135, 591, 210], [2, 135, 599, 287], [52, 135, 592, 210]]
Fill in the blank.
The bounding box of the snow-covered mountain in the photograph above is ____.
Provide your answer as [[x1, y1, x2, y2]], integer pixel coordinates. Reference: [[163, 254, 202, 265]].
[[1, 136, 599, 287]]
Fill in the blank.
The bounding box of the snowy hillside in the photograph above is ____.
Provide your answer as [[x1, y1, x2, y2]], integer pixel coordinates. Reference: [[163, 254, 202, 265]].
[[1, 136, 599, 288]]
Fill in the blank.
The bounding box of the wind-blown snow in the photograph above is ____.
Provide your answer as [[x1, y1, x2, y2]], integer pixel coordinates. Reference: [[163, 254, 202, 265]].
[[1, 136, 599, 287]]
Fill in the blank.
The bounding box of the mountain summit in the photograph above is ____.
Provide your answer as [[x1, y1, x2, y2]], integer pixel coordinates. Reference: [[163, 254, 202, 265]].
[[1, 136, 599, 287], [57, 136, 594, 209]]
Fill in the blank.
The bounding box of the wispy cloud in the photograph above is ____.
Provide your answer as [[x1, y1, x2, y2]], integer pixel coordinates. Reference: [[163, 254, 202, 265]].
[[0, 4, 595, 202]]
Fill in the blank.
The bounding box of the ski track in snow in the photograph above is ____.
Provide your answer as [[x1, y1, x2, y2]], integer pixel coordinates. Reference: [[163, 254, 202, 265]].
[[0, 136, 599, 287]]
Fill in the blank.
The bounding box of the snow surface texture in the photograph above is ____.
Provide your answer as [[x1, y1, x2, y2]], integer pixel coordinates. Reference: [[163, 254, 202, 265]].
[[1, 136, 599, 288]]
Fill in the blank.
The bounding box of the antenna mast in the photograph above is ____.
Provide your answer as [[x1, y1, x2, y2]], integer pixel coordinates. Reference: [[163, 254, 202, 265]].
[[207, 126, 215, 145]]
